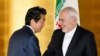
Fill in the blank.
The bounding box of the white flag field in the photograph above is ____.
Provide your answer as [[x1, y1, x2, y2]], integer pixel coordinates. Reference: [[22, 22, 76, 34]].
[[55, 0, 80, 29]]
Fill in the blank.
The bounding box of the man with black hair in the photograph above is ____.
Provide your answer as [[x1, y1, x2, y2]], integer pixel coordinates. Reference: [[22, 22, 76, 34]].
[[8, 6, 47, 56]]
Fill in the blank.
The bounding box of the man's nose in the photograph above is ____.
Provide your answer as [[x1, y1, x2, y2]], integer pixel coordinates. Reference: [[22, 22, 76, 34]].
[[56, 21, 62, 29]]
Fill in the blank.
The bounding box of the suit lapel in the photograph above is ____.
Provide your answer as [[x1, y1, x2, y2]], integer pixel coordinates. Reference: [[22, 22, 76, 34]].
[[22, 26, 41, 55], [58, 30, 65, 56], [65, 26, 81, 56]]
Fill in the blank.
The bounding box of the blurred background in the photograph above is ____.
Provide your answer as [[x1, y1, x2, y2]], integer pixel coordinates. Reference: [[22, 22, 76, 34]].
[[0, 0, 100, 56]]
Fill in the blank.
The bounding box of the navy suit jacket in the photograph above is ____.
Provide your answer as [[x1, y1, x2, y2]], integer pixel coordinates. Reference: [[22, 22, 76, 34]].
[[8, 26, 41, 56], [43, 26, 97, 56]]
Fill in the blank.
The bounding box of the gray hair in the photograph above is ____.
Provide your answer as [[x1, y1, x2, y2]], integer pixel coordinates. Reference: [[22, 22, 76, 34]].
[[61, 7, 78, 19]]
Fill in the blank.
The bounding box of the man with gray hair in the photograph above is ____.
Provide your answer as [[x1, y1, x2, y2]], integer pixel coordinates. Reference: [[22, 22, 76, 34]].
[[43, 7, 97, 56]]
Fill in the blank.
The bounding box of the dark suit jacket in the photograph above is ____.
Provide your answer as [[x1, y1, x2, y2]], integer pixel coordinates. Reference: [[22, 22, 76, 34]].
[[7, 26, 41, 56], [43, 26, 97, 56]]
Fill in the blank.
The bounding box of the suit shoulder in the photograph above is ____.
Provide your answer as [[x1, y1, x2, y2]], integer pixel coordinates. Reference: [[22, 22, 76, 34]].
[[9, 28, 33, 43], [53, 29, 62, 33], [52, 29, 64, 39], [11, 27, 32, 37], [78, 26, 94, 35]]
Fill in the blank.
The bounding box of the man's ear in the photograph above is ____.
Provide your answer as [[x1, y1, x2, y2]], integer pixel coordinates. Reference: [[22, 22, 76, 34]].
[[72, 16, 77, 24], [31, 19, 36, 25]]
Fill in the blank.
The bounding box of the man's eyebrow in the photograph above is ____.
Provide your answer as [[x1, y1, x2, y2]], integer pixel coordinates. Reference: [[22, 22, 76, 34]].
[[59, 18, 63, 20]]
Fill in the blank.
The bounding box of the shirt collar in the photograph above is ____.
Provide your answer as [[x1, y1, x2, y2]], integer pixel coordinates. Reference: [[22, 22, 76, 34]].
[[65, 26, 77, 36], [26, 25, 34, 33]]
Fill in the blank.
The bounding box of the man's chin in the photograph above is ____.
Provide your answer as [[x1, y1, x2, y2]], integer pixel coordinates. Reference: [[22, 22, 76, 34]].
[[62, 29, 67, 33], [35, 30, 41, 33], [62, 29, 65, 32]]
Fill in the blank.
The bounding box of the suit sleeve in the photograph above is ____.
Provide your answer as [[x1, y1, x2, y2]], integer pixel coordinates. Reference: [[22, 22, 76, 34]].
[[24, 37, 41, 56], [43, 31, 57, 56], [86, 33, 97, 56]]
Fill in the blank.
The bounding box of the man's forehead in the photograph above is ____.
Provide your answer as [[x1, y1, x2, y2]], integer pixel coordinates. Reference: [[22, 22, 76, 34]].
[[60, 10, 68, 15]]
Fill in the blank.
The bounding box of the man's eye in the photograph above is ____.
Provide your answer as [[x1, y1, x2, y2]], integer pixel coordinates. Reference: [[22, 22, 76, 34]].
[[59, 19, 63, 22]]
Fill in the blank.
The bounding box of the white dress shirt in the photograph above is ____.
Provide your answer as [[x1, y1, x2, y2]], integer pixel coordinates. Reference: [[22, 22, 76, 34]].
[[62, 26, 77, 56]]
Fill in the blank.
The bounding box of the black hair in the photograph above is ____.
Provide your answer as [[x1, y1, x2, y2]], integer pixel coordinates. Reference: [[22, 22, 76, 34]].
[[25, 6, 47, 25]]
